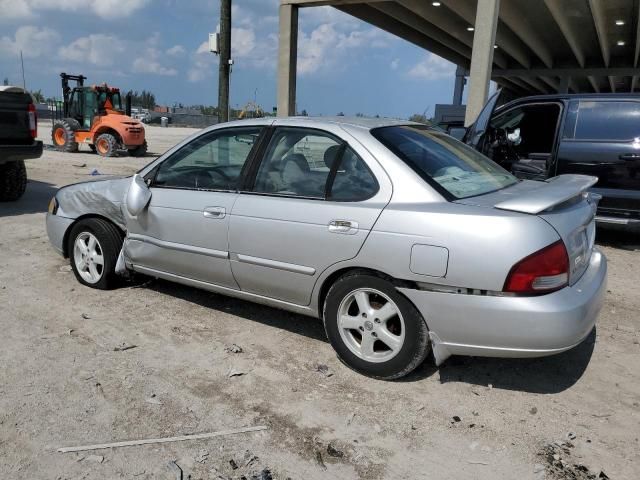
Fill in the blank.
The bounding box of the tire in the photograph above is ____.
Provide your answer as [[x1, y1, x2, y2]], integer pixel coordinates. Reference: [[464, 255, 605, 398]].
[[323, 272, 430, 380], [52, 118, 80, 152], [67, 218, 123, 290], [94, 133, 118, 157], [128, 140, 148, 157], [0, 160, 27, 201]]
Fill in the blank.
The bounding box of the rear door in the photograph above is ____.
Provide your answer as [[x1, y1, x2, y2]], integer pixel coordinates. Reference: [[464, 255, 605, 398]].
[[228, 123, 391, 305], [557, 99, 640, 221]]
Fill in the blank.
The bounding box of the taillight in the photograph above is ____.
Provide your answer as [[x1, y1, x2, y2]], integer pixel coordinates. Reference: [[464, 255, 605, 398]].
[[28, 103, 37, 138], [503, 240, 569, 294]]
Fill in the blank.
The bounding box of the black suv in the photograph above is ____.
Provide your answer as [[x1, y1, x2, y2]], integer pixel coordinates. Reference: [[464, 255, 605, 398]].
[[464, 91, 640, 228]]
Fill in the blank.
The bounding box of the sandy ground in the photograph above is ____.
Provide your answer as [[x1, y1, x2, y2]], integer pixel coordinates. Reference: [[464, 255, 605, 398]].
[[0, 122, 639, 479]]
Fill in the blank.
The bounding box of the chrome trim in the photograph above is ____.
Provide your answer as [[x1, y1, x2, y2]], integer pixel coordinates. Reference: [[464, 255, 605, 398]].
[[236, 253, 316, 276], [127, 233, 229, 259], [595, 215, 640, 225]]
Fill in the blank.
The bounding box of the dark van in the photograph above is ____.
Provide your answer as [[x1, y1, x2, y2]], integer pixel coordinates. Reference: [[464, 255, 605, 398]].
[[464, 91, 640, 228]]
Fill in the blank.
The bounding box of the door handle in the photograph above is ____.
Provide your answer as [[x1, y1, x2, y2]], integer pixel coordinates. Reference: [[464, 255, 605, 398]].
[[328, 220, 358, 235], [619, 153, 640, 161], [203, 206, 226, 219]]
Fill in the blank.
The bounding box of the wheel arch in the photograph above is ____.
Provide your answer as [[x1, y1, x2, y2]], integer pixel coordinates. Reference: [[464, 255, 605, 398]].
[[316, 266, 418, 319], [92, 126, 122, 144], [62, 214, 125, 258]]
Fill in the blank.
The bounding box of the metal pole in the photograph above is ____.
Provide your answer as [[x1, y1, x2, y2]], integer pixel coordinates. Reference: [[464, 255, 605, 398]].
[[218, 0, 231, 123]]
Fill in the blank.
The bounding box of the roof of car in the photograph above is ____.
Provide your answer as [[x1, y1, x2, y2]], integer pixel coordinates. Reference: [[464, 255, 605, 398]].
[[501, 92, 640, 104], [283, 116, 416, 129]]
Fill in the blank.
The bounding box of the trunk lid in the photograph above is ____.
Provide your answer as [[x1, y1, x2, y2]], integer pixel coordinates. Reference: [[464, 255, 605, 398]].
[[456, 174, 599, 285], [0, 89, 33, 145]]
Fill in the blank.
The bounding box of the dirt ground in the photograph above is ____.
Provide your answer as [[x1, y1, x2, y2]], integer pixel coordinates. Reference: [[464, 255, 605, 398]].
[[1, 122, 639, 480]]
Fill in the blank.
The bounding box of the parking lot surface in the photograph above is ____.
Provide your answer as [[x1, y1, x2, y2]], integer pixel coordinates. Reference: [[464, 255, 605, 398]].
[[1, 123, 639, 479]]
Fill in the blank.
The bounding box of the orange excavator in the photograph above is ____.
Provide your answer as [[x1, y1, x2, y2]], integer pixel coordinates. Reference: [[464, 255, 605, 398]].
[[52, 73, 147, 157]]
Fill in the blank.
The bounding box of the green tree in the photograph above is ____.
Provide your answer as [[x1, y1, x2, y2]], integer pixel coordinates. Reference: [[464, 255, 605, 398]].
[[300, 109, 308, 116], [127, 90, 156, 109], [409, 113, 429, 124], [30, 89, 45, 103]]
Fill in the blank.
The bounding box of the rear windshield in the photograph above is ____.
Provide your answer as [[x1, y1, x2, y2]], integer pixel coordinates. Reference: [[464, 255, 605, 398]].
[[371, 125, 517, 199]]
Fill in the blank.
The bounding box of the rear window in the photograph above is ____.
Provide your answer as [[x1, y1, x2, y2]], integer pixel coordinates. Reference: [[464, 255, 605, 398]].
[[575, 101, 640, 141], [371, 125, 517, 199]]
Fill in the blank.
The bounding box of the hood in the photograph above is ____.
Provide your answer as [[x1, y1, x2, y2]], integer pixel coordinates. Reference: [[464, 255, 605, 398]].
[[56, 176, 132, 229]]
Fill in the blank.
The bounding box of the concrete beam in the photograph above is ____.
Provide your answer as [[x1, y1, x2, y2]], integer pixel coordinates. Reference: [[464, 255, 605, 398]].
[[492, 67, 640, 77], [277, 4, 298, 117], [282, 0, 386, 6], [500, 0, 553, 68], [588, 76, 600, 93], [446, 0, 531, 68], [371, 3, 474, 61], [588, 0, 610, 66], [465, 0, 500, 126], [544, 0, 584, 67], [336, 4, 470, 67]]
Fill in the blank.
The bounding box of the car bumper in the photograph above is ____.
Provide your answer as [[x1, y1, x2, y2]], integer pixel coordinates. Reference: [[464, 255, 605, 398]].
[[46, 213, 74, 257], [398, 249, 607, 365], [0, 140, 43, 164]]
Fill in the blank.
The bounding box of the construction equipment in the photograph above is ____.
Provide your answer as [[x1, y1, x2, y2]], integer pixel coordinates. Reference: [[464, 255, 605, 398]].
[[51, 73, 147, 157], [237, 101, 264, 119]]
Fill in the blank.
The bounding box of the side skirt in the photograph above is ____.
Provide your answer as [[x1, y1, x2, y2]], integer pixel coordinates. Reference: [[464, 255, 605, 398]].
[[132, 265, 319, 318]]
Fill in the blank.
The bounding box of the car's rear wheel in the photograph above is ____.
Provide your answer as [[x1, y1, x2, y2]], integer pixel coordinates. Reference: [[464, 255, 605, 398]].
[[323, 272, 430, 380], [68, 218, 123, 290], [0, 160, 27, 201]]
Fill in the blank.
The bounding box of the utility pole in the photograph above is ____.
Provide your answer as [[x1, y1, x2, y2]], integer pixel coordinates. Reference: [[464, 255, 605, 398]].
[[218, 0, 231, 122]]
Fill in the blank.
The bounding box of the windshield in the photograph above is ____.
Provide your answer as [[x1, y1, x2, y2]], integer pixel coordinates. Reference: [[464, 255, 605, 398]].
[[371, 125, 517, 199], [97, 91, 123, 111]]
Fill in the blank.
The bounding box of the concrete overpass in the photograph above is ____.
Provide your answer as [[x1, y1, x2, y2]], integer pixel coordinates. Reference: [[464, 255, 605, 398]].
[[277, 0, 640, 124]]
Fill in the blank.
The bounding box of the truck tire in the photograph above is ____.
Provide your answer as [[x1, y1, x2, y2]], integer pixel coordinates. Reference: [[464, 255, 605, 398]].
[[52, 119, 80, 152], [0, 160, 27, 201], [94, 133, 118, 157], [128, 140, 148, 157]]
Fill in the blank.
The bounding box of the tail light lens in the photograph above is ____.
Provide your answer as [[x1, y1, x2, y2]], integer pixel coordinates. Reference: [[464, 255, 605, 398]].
[[28, 103, 37, 138], [503, 240, 569, 294]]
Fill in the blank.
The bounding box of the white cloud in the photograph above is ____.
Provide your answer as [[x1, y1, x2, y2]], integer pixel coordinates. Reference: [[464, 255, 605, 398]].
[[166, 45, 186, 56], [132, 48, 178, 76], [390, 58, 400, 70], [232, 27, 256, 58], [0, 26, 60, 59], [58, 34, 124, 66], [0, 0, 149, 20], [408, 53, 455, 80], [297, 23, 391, 75]]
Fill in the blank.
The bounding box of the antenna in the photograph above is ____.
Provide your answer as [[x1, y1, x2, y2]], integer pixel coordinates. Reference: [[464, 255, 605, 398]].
[[20, 50, 26, 89]]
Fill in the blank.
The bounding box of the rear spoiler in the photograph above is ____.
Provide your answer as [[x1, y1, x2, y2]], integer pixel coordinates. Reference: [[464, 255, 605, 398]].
[[495, 174, 598, 214]]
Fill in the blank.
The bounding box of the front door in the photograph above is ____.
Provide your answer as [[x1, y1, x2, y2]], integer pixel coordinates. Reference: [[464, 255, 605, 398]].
[[124, 126, 265, 288], [228, 124, 391, 305]]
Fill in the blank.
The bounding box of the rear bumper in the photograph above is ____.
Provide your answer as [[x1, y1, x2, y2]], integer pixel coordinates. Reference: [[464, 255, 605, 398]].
[[0, 140, 43, 164], [399, 249, 607, 365], [46, 213, 74, 257]]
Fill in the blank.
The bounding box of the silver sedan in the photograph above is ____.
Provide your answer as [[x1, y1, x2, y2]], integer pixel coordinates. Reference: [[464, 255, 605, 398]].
[[46, 117, 607, 379]]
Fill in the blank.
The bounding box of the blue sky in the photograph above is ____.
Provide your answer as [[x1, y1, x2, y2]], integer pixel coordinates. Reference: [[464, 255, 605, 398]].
[[0, 0, 459, 118]]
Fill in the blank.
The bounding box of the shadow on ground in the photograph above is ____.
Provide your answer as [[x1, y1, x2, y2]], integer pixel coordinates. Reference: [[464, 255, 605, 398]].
[[143, 279, 596, 393], [0, 180, 58, 217]]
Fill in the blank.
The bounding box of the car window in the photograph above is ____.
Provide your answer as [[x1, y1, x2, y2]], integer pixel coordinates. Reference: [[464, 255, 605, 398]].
[[575, 101, 640, 141], [253, 128, 340, 198], [372, 125, 517, 200], [154, 127, 262, 191], [329, 147, 378, 201]]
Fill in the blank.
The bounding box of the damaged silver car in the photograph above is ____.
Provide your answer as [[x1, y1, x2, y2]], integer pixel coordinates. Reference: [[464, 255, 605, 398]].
[[46, 117, 607, 379]]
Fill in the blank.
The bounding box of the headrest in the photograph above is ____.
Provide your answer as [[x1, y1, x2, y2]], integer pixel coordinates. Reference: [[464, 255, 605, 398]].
[[323, 145, 341, 169], [283, 153, 310, 172]]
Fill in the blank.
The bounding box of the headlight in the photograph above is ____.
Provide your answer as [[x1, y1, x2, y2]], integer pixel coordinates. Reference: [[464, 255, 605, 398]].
[[48, 197, 58, 215]]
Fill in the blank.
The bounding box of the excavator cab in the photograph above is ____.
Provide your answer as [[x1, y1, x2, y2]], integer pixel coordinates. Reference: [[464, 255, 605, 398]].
[[52, 73, 146, 157]]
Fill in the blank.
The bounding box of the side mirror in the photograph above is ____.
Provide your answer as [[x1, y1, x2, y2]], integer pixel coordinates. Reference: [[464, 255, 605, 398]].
[[126, 174, 152, 216]]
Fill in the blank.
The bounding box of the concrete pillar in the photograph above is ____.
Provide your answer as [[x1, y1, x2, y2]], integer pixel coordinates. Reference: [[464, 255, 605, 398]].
[[277, 4, 298, 117], [559, 76, 570, 93], [452, 65, 466, 105], [464, 0, 500, 126]]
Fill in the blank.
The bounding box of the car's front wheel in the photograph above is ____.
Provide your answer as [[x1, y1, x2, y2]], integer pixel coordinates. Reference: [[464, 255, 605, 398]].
[[68, 218, 123, 290], [323, 272, 430, 380]]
